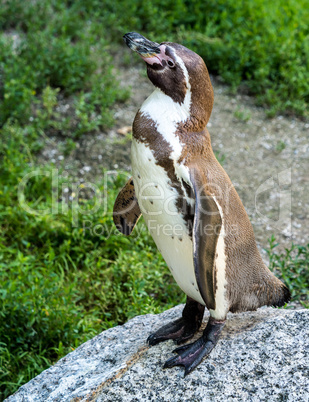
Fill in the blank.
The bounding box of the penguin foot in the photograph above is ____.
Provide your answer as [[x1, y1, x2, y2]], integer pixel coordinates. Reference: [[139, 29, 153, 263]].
[[148, 297, 205, 346], [163, 317, 225, 376], [147, 317, 198, 346]]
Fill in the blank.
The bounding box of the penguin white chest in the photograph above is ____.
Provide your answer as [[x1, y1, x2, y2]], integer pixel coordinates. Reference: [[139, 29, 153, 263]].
[[131, 139, 205, 306]]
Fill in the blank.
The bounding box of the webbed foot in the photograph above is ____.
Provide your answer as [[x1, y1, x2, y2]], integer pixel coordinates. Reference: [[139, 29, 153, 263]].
[[163, 317, 225, 376], [148, 317, 198, 346], [147, 297, 205, 346]]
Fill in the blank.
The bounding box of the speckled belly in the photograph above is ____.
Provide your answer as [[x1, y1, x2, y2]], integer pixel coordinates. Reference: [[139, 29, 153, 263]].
[[131, 139, 205, 305]]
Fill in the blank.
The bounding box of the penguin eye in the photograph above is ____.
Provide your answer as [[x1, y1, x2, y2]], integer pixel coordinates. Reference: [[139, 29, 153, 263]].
[[167, 59, 175, 68]]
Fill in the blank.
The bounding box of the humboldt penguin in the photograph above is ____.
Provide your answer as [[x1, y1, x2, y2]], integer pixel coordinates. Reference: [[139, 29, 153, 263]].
[[113, 32, 290, 376]]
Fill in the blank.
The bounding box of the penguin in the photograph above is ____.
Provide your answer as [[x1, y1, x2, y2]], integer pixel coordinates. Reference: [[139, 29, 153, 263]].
[[113, 32, 290, 376]]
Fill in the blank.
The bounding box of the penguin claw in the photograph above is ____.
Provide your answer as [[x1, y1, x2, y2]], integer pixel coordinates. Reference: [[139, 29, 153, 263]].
[[163, 355, 180, 369], [147, 333, 160, 346], [163, 318, 226, 376]]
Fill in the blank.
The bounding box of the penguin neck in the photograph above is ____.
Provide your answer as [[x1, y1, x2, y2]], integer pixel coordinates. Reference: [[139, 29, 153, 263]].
[[140, 87, 209, 136], [135, 87, 213, 170], [188, 67, 214, 133], [141, 88, 190, 125]]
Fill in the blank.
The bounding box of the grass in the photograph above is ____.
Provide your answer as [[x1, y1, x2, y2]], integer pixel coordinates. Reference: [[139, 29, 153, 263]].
[[0, 124, 185, 399], [102, 0, 309, 117], [267, 236, 309, 308], [1, 0, 309, 122], [234, 107, 252, 122], [0, 0, 308, 399], [0, 1, 129, 135], [275, 140, 287, 153]]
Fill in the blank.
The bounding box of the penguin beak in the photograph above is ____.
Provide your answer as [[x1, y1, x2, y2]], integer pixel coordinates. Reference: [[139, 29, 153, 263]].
[[123, 32, 167, 66]]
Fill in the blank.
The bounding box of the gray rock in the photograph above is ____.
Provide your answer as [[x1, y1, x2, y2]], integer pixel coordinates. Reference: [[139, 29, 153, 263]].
[[6, 307, 309, 402]]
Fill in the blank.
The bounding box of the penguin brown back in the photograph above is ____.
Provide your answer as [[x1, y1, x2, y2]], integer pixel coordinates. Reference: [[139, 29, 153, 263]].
[[113, 32, 290, 376]]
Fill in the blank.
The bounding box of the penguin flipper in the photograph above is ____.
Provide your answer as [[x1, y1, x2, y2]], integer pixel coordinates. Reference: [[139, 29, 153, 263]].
[[113, 177, 141, 235], [189, 163, 222, 311]]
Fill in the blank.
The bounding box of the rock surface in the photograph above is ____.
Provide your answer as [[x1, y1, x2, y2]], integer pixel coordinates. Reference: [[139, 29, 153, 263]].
[[6, 306, 309, 402]]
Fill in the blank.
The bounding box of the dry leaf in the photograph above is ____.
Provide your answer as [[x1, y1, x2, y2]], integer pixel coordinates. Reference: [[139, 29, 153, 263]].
[[117, 126, 132, 135]]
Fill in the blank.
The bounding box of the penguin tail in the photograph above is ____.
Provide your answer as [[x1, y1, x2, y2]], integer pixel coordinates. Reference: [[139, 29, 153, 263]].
[[228, 264, 291, 313], [270, 281, 291, 308]]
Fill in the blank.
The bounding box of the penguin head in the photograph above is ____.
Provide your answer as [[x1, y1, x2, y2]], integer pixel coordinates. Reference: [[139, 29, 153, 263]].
[[123, 32, 214, 128]]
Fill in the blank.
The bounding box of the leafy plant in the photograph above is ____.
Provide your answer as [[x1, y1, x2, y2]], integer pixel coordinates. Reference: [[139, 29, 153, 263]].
[[275, 140, 286, 153], [102, 0, 309, 117], [234, 107, 251, 122], [267, 236, 309, 307], [0, 124, 183, 399]]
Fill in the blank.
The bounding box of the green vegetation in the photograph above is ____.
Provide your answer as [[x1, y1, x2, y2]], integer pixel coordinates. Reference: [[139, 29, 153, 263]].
[[1, 0, 309, 121], [234, 107, 251, 122], [103, 0, 309, 117], [0, 0, 308, 399], [267, 236, 309, 308], [275, 140, 287, 153], [0, 1, 129, 135], [0, 125, 184, 399]]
